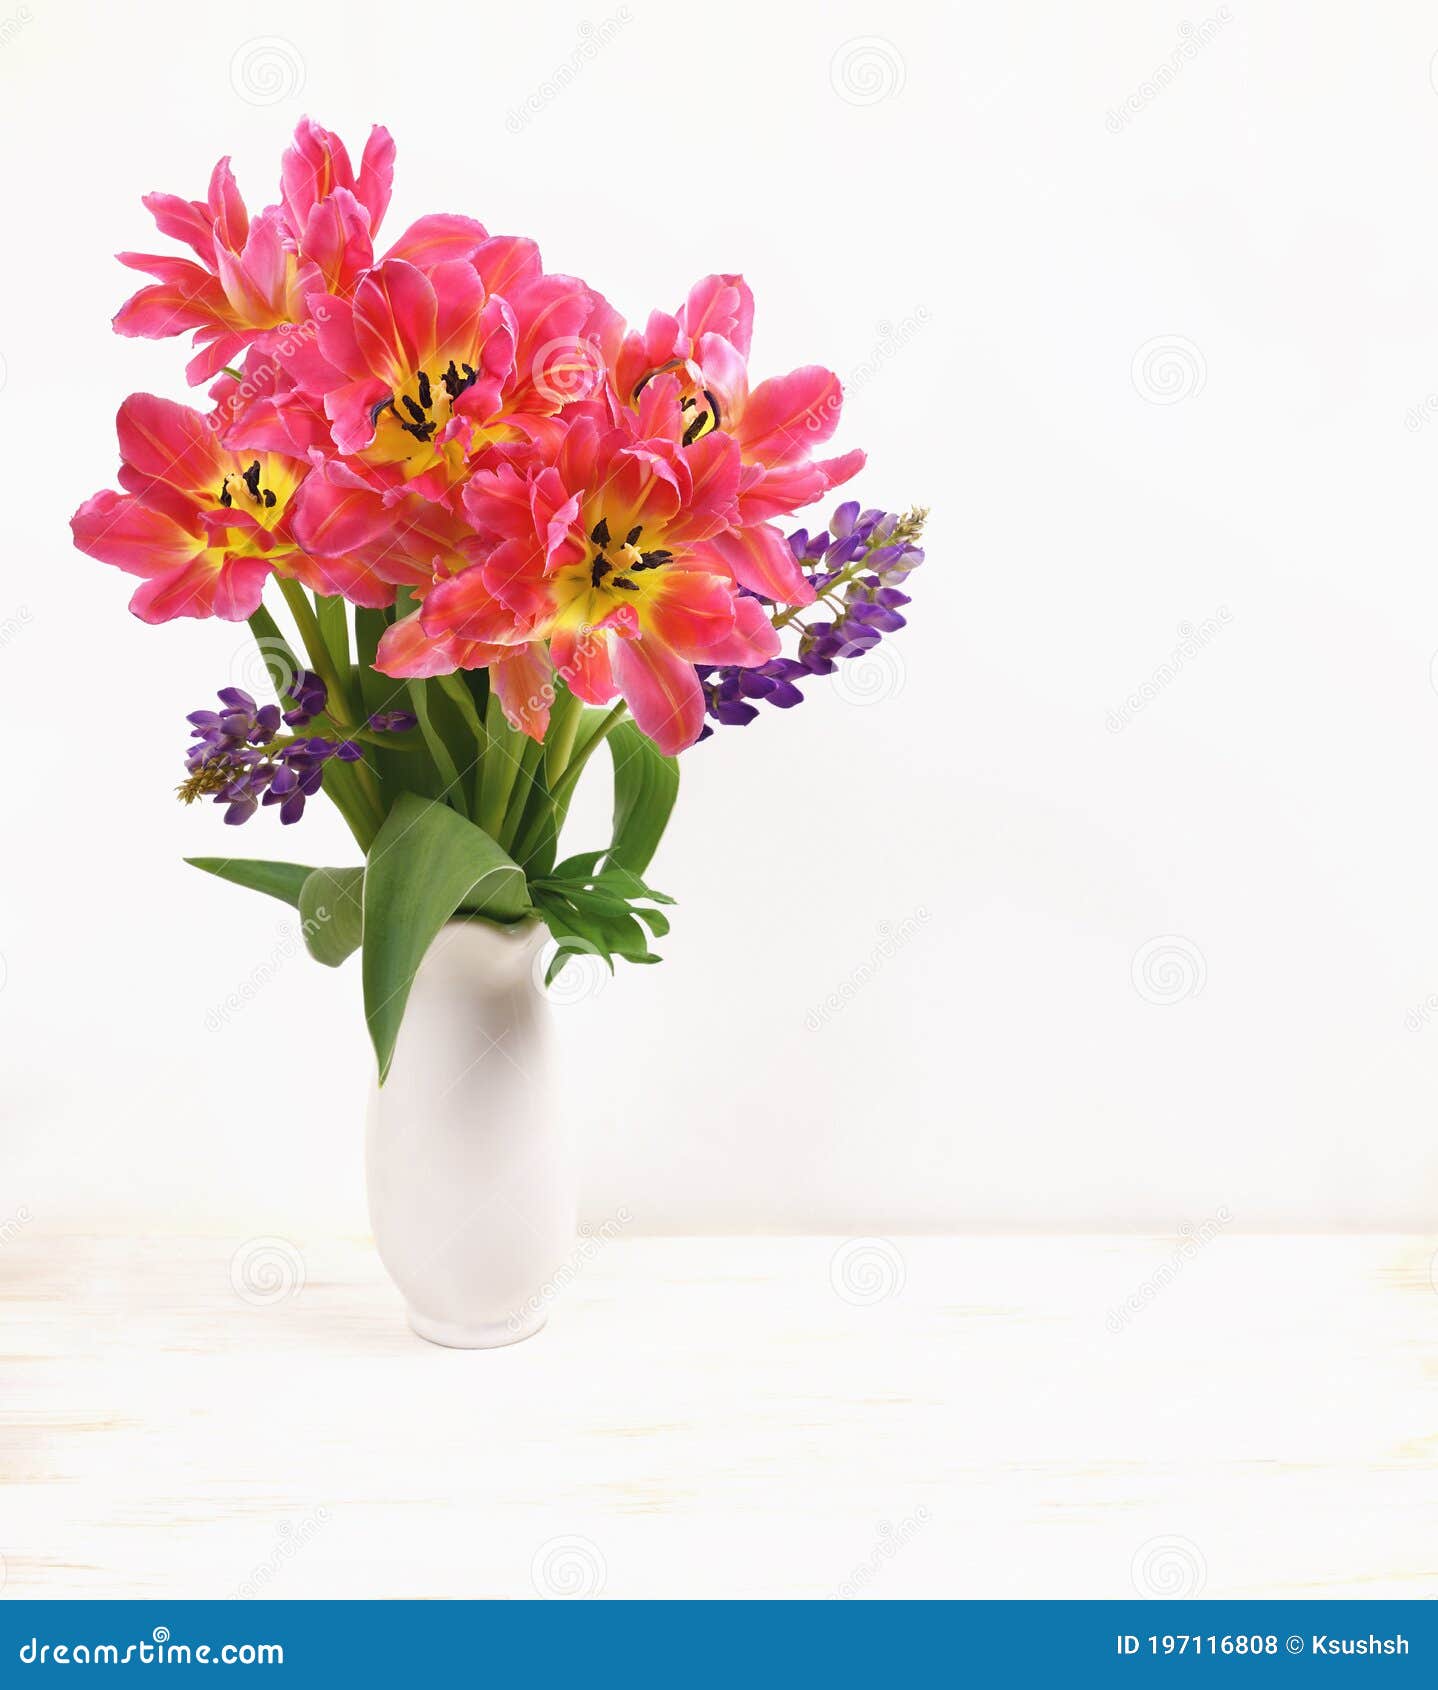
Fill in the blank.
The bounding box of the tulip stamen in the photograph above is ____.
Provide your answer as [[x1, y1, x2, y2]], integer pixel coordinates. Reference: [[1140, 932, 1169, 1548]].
[[440, 359, 479, 401], [217, 461, 279, 512]]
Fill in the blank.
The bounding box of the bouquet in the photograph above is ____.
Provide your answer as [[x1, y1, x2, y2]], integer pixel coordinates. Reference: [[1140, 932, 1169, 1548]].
[[72, 120, 927, 1080]]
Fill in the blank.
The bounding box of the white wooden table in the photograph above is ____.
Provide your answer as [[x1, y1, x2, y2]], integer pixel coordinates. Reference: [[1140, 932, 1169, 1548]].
[[3, 1225, 1436, 1600]]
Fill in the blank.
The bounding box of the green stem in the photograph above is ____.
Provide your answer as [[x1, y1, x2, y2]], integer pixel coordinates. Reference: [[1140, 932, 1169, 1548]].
[[275, 577, 385, 832], [246, 604, 298, 686], [244, 603, 381, 848], [546, 701, 628, 810], [511, 700, 631, 869], [499, 734, 546, 853], [543, 687, 583, 790], [476, 696, 524, 840], [277, 578, 355, 724]]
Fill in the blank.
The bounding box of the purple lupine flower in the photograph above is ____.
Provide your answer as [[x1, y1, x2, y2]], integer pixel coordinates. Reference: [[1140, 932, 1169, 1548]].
[[697, 502, 926, 738], [282, 670, 328, 727], [366, 710, 418, 733], [178, 684, 370, 827]]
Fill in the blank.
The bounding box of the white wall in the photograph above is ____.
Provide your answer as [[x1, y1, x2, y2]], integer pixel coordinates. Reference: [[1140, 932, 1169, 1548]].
[[5, 0, 1438, 1232]]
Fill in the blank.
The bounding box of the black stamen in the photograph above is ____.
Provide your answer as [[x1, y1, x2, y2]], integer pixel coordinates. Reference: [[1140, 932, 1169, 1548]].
[[702, 388, 722, 429], [402, 395, 427, 425], [632, 356, 687, 401], [416, 369, 432, 410], [242, 461, 262, 500], [625, 525, 642, 545], [590, 517, 611, 547], [217, 481, 232, 508], [590, 556, 612, 587], [370, 396, 396, 427], [612, 578, 639, 591], [682, 411, 708, 446], [632, 549, 672, 571], [263, 489, 277, 508]]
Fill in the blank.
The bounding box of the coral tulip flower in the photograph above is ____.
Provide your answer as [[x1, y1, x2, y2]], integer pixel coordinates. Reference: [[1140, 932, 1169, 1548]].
[[615, 274, 866, 603], [70, 394, 390, 622], [406, 383, 781, 751]]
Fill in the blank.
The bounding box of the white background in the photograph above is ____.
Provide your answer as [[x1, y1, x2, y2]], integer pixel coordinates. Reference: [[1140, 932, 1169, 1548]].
[[5, 0, 1438, 1234]]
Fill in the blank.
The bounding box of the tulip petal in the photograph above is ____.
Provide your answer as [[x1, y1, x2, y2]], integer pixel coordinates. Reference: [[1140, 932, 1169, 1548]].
[[734, 365, 844, 465], [692, 523, 816, 606], [613, 635, 706, 754], [71, 490, 202, 578]]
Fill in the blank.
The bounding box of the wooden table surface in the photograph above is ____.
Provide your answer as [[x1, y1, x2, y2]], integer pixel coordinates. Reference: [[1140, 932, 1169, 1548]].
[[3, 1225, 1436, 1600]]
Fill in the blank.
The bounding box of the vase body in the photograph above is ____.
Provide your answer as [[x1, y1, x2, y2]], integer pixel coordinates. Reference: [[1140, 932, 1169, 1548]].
[[365, 918, 572, 1348]]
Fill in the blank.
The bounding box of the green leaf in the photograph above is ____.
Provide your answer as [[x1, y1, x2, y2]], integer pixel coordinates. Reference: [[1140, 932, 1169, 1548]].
[[362, 795, 530, 1082], [405, 678, 467, 811], [355, 610, 441, 807], [354, 605, 387, 672], [631, 904, 671, 940], [298, 866, 365, 968], [607, 721, 679, 876], [315, 593, 351, 675], [186, 857, 315, 909], [550, 850, 607, 882], [513, 705, 617, 877]]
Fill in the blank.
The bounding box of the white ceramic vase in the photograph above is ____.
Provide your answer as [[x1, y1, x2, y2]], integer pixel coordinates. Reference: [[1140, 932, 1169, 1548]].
[[365, 917, 573, 1348]]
